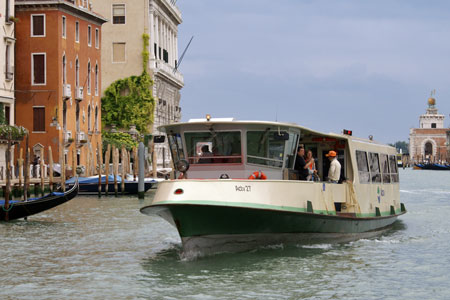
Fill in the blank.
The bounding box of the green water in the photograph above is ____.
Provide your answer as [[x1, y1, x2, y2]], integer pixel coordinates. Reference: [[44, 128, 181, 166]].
[[1, 169, 449, 299]]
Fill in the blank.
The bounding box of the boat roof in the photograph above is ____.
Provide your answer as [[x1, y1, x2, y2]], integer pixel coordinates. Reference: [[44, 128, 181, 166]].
[[160, 118, 391, 148]]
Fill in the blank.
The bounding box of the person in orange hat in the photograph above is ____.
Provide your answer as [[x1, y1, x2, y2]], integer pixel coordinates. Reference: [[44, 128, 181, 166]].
[[325, 150, 341, 183]]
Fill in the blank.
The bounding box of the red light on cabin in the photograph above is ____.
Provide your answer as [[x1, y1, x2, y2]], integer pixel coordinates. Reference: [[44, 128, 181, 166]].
[[174, 188, 184, 195], [343, 129, 352, 136]]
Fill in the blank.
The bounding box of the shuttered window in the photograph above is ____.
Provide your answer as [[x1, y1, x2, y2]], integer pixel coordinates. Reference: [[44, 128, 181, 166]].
[[112, 4, 125, 24], [32, 53, 46, 85], [33, 107, 45, 132], [112, 42, 126, 62], [32, 15, 45, 36]]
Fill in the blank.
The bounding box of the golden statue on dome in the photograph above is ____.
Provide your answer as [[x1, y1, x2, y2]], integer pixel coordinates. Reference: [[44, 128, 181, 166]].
[[428, 90, 436, 107]]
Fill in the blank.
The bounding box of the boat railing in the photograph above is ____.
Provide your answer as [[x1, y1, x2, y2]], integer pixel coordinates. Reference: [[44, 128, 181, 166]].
[[247, 155, 283, 168]]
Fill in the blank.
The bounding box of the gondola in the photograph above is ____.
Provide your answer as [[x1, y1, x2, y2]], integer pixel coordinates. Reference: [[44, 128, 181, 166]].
[[65, 175, 155, 195], [0, 178, 79, 221]]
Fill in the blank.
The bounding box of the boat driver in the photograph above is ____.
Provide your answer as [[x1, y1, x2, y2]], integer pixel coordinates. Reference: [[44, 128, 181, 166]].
[[326, 150, 341, 183], [294, 147, 309, 180]]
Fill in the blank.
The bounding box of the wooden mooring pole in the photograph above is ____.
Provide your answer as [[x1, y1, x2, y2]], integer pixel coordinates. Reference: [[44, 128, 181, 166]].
[[97, 139, 103, 198], [105, 144, 111, 196], [48, 146, 53, 192]]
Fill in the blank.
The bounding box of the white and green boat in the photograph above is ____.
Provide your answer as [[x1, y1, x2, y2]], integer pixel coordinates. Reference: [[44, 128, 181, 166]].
[[141, 118, 406, 254]]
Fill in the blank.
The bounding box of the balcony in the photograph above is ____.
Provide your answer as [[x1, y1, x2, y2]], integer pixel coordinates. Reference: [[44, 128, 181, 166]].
[[63, 84, 71, 99], [150, 59, 184, 88], [64, 130, 73, 145], [75, 87, 84, 101], [76, 131, 87, 146]]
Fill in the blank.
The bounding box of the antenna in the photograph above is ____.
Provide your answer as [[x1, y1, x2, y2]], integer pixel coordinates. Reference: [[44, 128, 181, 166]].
[[173, 35, 194, 73]]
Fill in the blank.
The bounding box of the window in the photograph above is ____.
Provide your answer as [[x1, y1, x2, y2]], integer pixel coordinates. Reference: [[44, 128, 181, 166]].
[[88, 25, 92, 46], [185, 131, 242, 164], [431, 123, 436, 128], [247, 131, 285, 168], [31, 15, 45, 37], [5, 106, 10, 125], [6, 0, 10, 21], [95, 28, 99, 48], [62, 54, 66, 84], [88, 105, 91, 132], [62, 16, 66, 38], [87, 61, 91, 94], [75, 58, 79, 87], [379, 154, 391, 184], [94, 106, 98, 132], [32, 53, 46, 85], [112, 42, 126, 62], [356, 150, 370, 183], [95, 64, 99, 95], [368, 152, 381, 183], [75, 21, 79, 42], [33, 107, 45, 132], [389, 155, 399, 183], [5, 44, 13, 81], [112, 4, 126, 24]]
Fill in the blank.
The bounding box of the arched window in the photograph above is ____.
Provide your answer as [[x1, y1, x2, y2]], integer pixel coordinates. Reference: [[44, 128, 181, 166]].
[[94, 105, 98, 132], [95, 64, 99, 95], [87, 61, 91, 94], [88, 105, 91, 132], [75, 58, 79, 87], [425, 142, 433, 157], [62, 54, 66, 84]]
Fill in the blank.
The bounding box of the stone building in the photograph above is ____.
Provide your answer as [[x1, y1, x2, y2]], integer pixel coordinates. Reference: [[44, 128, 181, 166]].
[[14, 0, 107, 174], [0, 0, 16, 168], [409, 97, 450, 163], [91, 0, 184, 167]]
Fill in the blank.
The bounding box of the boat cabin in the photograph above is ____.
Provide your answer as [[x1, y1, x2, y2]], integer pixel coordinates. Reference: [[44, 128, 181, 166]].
[[161, 118, 399, 185]]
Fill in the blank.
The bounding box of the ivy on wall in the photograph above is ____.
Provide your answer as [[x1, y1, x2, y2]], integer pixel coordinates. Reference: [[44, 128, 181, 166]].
[[101, 33, 155, 135]]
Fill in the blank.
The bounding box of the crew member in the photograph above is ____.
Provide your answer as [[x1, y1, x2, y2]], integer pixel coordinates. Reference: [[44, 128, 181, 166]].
[[326, 150, 341, 183]]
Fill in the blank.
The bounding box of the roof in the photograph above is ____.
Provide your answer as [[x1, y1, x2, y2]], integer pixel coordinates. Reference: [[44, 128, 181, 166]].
[[15, 0, 108, 24]]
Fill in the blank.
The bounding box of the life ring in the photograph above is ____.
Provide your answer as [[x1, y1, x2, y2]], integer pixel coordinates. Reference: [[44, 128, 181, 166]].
[[248, 171, 267, 180]]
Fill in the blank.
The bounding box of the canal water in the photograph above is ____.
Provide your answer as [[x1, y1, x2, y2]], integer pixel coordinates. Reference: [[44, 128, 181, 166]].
[[1, 169, 450, 299]]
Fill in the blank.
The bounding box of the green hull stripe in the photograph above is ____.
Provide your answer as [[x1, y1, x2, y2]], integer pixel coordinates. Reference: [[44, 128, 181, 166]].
[[155, 200, 399, 217]]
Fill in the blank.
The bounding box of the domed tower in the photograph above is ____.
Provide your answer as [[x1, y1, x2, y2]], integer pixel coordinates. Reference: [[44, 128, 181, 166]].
[[419, 93, 444, 129]]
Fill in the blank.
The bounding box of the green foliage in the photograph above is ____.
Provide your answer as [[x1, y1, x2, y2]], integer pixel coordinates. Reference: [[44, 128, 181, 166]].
[[142, 33, 150, 71], [101, 72, 155, 134], [389, 141, 409, 153], [102, 132, 138, 151], [0, 103, 5, 125], [0, 125, 28, 141]]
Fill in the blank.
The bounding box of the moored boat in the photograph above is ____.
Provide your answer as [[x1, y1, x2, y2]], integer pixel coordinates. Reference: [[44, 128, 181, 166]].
[[1, 178, 79, 221], [66, 175, 156, 194], [140, 118, 406, 254]]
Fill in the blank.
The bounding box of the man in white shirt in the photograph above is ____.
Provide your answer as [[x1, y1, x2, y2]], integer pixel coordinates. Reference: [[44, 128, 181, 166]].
[[326, 150, 341, 183]]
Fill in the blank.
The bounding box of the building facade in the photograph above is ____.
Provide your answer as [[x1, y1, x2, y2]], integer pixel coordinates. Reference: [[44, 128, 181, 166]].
[[409, 97, 450, 163], [91, 0, 184, 167], [0, 0, 16, 168], [15, 0, 106, 174]]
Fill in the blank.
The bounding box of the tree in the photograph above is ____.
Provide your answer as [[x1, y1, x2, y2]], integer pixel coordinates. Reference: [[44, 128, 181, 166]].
[[389, 141, 409, 153]]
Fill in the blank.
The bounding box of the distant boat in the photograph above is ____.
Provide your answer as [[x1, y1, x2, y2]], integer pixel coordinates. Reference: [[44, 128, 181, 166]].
[[0, 178, 79, 221], [66, 175, 156, 195], [414, 163, 450, 171]]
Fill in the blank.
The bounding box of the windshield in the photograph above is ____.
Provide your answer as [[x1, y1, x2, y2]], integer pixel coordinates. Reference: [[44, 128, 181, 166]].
[[247, 131, 286, 168], [185, 131, 242, 164], [167, 133, 185, 163]]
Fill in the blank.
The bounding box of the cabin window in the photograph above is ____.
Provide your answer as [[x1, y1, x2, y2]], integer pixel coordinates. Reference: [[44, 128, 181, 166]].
[[247, 131, 285, 168], [185, 131, 242, 164], [356, 150, 370, 183], [368, 152, 381, 183], [285, 133, 299, 169], [389, 155, 399, 182], [379, 154, 391, 183], [168, 133, 186, 162]]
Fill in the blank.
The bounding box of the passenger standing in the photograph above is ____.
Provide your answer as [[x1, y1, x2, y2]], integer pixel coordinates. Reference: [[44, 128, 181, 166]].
[[326, 150, 341, 183], [294, 147, 309, 180], [305, 150, 317, 181]]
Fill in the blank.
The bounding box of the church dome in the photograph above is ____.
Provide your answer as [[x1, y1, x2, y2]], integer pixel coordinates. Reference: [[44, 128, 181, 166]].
[[428, 97, 436, 106]]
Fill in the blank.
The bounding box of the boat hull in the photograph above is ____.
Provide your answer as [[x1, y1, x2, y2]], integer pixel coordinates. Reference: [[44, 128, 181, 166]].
[[1, 180, 79, 221], [141, 203, 403, 253], [77, 181, 153, 195]]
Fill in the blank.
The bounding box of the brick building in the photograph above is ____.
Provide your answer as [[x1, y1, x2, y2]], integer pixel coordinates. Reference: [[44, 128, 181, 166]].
[[409, 97, 450, 163], [15, 0, 107, 174]]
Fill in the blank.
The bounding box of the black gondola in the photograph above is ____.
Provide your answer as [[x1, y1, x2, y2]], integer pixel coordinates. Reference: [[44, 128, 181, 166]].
[[0, 178, 79, 221], [66, 176, 155, 195]]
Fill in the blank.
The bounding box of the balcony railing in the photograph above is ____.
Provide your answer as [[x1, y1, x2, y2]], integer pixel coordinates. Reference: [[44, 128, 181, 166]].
[[150, 59, 184, 86]]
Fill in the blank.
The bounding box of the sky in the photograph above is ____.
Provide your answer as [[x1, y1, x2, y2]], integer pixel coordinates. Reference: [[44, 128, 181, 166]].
[[176, 0, 450, 144]]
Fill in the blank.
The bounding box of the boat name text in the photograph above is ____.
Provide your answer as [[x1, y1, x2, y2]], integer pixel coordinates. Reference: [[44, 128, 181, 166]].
[[235, 185, 251, 192]]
